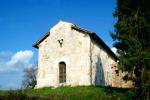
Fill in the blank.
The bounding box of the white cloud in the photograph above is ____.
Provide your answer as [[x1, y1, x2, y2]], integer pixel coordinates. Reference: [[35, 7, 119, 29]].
[[111, 47, 118, 56], [7, 50, 33, 66], [0, 50, 34, 73], [0, 50, 34, 89]]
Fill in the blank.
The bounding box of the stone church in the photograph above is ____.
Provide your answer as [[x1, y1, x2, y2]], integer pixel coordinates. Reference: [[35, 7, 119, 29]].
[[33, 21, 132, 88]]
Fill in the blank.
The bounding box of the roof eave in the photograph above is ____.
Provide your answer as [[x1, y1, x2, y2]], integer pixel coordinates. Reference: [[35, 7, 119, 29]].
[[32, 32, 50, 49], [32, 43, 39, 48], [91, 33, 118, 61]]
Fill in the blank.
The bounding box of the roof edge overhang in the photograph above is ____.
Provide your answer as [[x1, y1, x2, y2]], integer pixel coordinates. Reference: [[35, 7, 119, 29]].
[[32, 32, 50, 49]]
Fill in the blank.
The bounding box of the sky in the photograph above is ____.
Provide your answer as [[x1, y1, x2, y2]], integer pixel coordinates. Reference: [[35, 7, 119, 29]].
[[0, 0, 117, 90]]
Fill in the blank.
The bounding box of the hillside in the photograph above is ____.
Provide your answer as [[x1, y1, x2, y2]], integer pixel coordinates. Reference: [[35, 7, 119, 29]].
[[0, 86, 135, 100]]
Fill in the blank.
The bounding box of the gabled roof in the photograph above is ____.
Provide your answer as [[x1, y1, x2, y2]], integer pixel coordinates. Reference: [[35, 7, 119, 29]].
[[32, 21, 118, 61]]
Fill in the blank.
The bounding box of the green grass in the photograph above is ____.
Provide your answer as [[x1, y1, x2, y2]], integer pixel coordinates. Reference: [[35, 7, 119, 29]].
[[0, 86, 135, 100]]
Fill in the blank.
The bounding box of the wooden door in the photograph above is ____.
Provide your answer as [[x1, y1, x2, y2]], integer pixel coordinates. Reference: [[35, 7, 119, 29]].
[[59, 62, 66, 83]]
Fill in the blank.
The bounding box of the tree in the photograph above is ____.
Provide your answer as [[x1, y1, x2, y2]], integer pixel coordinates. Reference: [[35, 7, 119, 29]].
[[112, 0, 150, 99], [22, 64, 37, 89]]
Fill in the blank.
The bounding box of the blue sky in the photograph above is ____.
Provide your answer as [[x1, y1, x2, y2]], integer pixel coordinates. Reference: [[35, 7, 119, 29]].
[[0, 0, 116, 89]]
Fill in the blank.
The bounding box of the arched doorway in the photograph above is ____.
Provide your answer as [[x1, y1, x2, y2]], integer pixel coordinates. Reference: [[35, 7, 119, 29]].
[[59, 62, 66, 83]]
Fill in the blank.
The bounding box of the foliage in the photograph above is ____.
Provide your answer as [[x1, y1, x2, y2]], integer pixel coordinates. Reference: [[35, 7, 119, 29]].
[[21, 64, 37, 89], [112, 0, 150, 99], [0, 86, 134, 100]]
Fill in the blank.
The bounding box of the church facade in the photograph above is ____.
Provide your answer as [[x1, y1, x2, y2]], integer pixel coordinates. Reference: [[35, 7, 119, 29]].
[[33, 21, 131, 88]]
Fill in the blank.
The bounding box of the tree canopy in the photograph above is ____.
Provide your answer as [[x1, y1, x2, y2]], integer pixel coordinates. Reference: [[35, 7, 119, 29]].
[[112, 0, 150, 99]]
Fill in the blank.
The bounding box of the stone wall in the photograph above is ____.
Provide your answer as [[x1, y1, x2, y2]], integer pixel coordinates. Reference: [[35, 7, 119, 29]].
[[111, 63, 133, 88], [36, 21, 91, 88], [90, 40, 116, 86]]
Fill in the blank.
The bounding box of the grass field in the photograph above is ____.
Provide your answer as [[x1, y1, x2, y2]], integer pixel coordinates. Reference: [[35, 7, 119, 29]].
[[0, 86, 135, 100]]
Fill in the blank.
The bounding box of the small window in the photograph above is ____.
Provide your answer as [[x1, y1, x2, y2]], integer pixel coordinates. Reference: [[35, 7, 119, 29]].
[[59, 62, 66, 83], [58, 39, 63, 47]]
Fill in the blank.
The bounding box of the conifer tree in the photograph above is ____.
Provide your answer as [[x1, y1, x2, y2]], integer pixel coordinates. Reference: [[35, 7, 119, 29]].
[[112, 0, 150, 99]]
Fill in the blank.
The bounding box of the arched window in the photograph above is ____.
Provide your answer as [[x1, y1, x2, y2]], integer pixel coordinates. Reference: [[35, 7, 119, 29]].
[[59, 62, 66, 83]]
